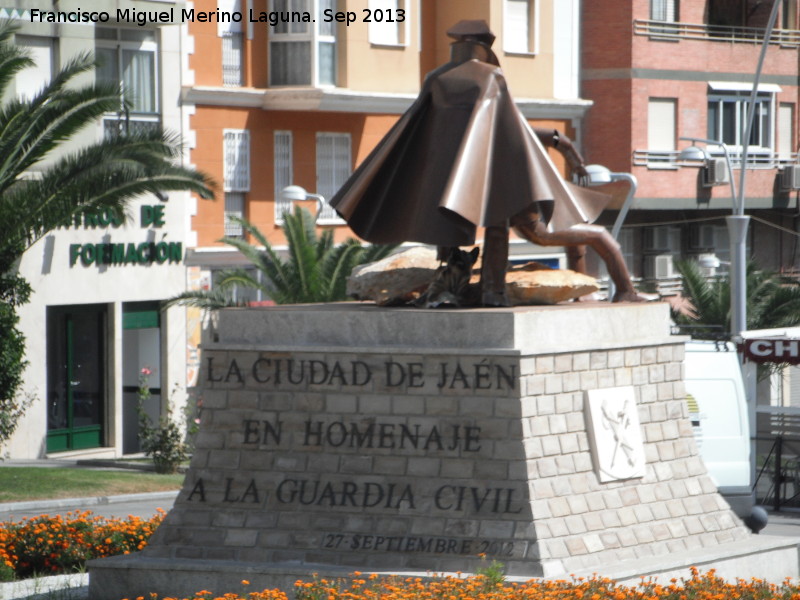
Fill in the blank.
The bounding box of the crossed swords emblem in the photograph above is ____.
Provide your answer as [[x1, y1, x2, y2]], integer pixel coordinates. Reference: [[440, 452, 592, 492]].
[[601, 399, 636, 469]]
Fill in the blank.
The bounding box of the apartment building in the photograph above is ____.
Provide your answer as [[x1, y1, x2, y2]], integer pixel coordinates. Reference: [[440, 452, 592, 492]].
[[581, 0, 800, 287], [183, 0, 587, 293], [6, 0, 197, 459]]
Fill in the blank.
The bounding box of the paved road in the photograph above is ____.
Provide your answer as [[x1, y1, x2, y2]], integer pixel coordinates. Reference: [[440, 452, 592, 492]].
[[0, 459, 178, 521], [0, 491, 178, 522]]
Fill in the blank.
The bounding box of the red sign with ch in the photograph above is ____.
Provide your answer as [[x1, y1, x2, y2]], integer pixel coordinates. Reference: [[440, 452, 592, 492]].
[[739, 339, 800, 365]]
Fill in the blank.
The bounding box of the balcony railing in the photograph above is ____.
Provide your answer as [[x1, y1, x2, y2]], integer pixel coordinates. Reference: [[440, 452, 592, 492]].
[[633, 149, 800, 169], [634, 19, 800, 47], [103, 114, 161, 139]]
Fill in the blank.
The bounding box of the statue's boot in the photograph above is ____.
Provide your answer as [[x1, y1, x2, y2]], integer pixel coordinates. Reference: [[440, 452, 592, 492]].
[[480, 225, 511, 307]]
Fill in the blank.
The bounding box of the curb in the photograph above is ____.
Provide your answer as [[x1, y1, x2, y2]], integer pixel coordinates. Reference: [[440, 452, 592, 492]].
[[0, 573, 88, 600], [0, 491, 179, 515]]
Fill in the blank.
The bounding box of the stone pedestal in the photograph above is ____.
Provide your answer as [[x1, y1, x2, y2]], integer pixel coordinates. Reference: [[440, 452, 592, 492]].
[[89, 303, 797, 599]]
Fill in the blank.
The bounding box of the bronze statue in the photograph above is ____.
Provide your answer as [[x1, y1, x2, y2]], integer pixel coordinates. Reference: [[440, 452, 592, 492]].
[[330, 20, 643, 306]]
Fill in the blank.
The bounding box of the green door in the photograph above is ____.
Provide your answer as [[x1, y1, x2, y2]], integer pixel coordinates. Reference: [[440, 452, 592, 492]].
[[46, 305, 106, 453]]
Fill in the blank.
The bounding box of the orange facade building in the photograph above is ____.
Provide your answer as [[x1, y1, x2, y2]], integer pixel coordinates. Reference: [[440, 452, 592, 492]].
[[183, 0, 587, 290]]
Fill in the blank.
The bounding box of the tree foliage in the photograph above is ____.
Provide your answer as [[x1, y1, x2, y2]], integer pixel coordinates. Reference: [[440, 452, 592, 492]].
[[169, 207, 396, 308], [0, 257, 30, 449], [672, 258, 800, 338]]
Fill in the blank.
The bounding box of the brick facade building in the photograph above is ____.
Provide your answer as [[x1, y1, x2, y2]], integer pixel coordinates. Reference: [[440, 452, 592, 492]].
[[581, 0, 800, 288]]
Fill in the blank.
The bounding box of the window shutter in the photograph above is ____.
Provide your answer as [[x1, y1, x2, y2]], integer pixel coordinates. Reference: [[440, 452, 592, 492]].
[[368, 0, 400, 45], [217, 0, 242, 35], [647, 99, 676, 151], [274, 131, 293, 221], [651, 0, 676, 22], [504, 0, 530, 53], [779, 103, 794, 159], [224, 130, 250, 192]]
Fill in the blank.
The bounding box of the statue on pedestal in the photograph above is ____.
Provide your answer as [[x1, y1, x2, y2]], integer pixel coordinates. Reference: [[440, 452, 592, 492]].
[[330, 20, 643, 305]]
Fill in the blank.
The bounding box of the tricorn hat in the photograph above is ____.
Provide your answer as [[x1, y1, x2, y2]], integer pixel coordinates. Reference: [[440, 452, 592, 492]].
[[446, 20, 496, 46]]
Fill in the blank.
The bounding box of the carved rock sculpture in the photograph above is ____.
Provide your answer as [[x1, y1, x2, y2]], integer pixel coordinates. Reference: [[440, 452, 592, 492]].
[[504, 264, 599, 305], [347, 247, 599, 306], [346, 246, 440, 305]]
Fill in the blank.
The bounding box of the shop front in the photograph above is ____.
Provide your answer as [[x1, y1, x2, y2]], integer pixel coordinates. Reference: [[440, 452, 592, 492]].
[[8, 196, 195, 460]]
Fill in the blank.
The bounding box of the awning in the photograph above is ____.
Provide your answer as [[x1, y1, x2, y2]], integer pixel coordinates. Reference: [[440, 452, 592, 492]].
[[708, 81, 783, 93]]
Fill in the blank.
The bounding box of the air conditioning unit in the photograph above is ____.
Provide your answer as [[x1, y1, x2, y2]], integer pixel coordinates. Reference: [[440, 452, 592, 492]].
[[702, 158, 730, 187], [781, 165, 800, 190], [644, 254, 676, 280]]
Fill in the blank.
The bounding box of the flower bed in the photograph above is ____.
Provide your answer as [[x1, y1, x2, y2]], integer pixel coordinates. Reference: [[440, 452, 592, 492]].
[[134, 568, 800, 600], [0, 510, 165, 581], [3, 515, 800, 600]]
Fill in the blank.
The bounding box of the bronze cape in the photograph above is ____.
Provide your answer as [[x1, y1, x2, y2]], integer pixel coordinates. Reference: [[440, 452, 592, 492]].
[[329, 56, 608, 248]]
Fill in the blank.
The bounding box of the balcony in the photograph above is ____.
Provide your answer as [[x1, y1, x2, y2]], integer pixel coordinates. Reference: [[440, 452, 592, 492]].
[[633, 19, 800, 47], [103, 114, 161, 139], [633, 149, 800, 169]]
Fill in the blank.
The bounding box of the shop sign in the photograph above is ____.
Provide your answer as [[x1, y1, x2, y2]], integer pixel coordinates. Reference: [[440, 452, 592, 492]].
[[67, 204, 182, 267], [740, 338, 800, 365]]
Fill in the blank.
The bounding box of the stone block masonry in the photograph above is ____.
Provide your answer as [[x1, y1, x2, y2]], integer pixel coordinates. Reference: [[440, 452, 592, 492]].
[[89, 303, 768, 599]]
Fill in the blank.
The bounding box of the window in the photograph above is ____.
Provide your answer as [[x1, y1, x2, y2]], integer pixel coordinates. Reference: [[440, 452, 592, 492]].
[[644, 226, 681, 253], [707, 87, 775, 154], [707, 0, 773, 31], [647, 98, 677, 163], [687, 224, 743, 265], [211, 267, 264, 303], [274, 131, 293, 222], [316, 133, 350, 224], [643, 226, 680, 280], [368, 0, 407, 46], [650, 0, 678, 35], [219, 0, 244, 86], [268, 0, 336, 87], [503, 0, 538, 54], [222, 33, 244, 86], [708, 0, 745, 29], [224, 129, 250, 237], [15, 35, 53, 100], [96, 27, 159, 137]]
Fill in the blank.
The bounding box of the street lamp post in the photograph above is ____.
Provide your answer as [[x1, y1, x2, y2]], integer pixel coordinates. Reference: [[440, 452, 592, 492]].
[[584, 164, 638, 301], [678, 136, 749, 339], [280, 185, 326, 222], [676, 0, 780, 338]]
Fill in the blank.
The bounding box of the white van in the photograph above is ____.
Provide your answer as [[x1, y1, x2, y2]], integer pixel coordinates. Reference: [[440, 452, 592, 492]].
[[684, 340, 759, 526]]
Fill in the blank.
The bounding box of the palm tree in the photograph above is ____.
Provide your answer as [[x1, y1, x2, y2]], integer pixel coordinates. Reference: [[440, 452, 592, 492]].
[[0, 23, 213, 267], [672, 259, 800, 338], [0, 21, 213, 445], [169, 207, 396, 308]]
